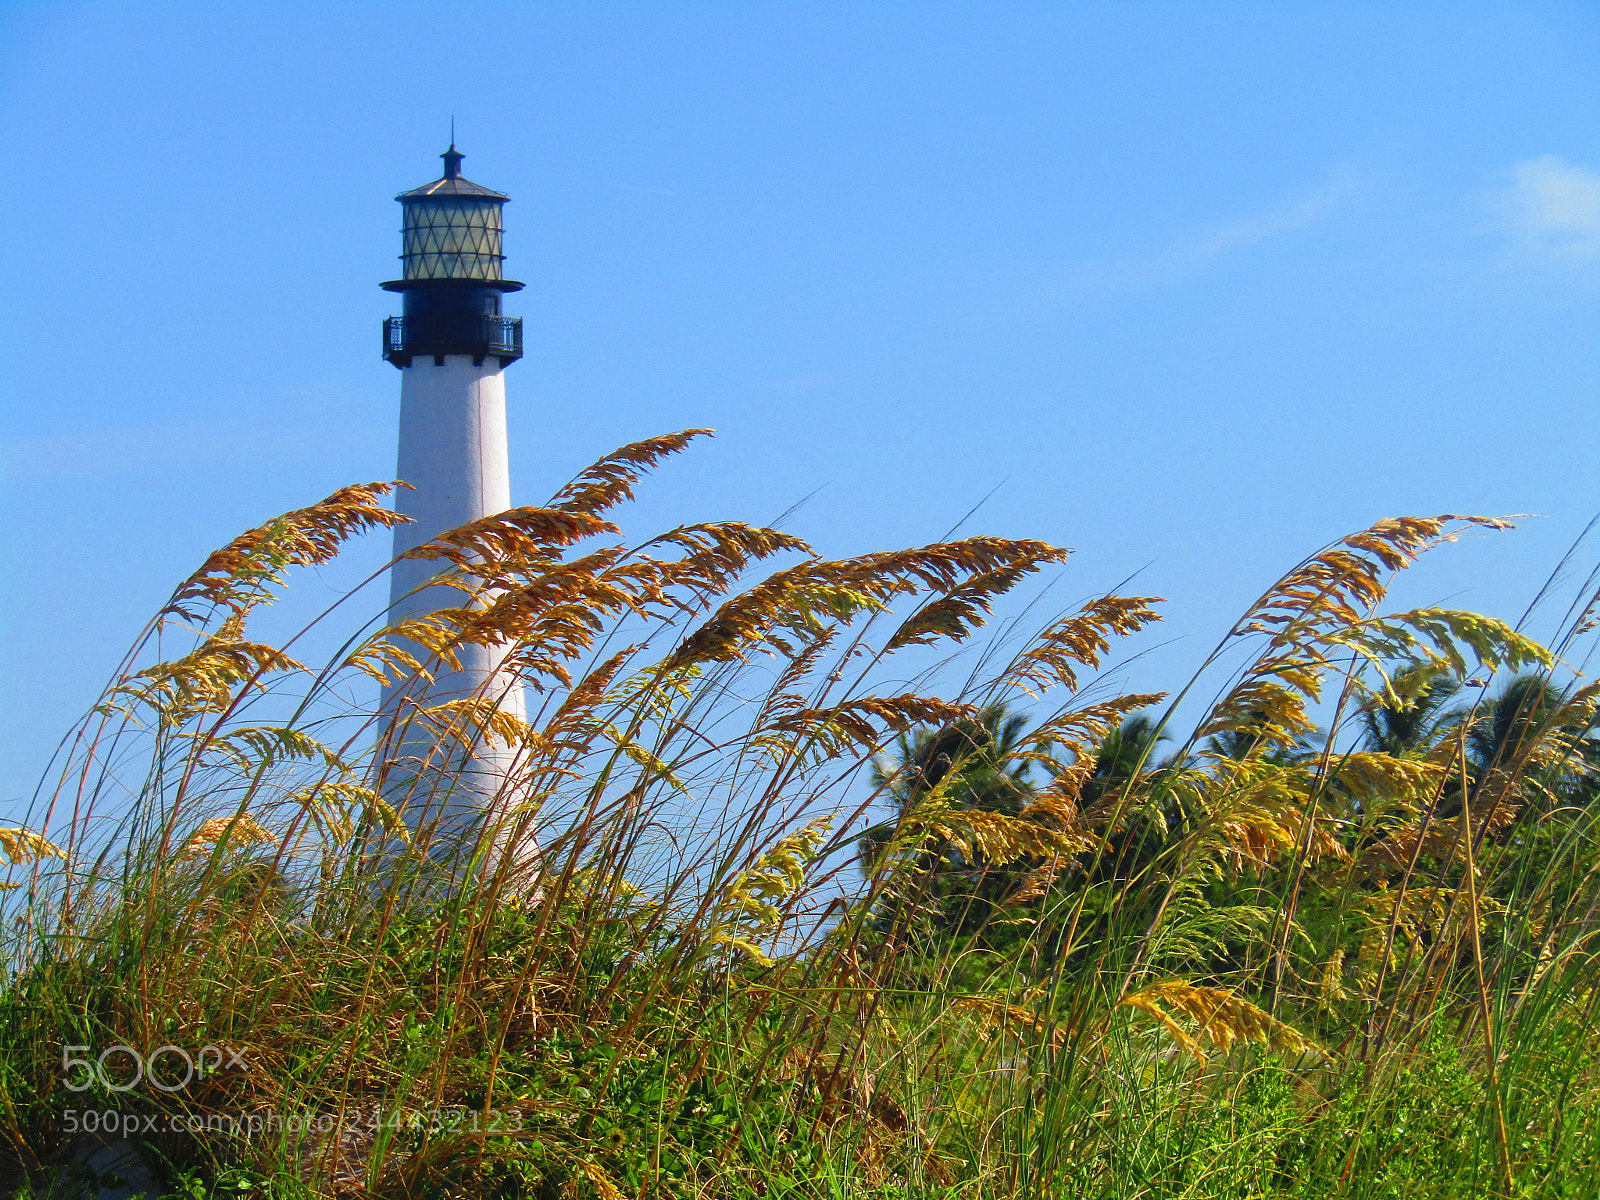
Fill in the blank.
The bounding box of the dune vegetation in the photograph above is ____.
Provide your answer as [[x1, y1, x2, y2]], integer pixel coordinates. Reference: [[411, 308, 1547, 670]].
[[5, 431, 1600, 1199]]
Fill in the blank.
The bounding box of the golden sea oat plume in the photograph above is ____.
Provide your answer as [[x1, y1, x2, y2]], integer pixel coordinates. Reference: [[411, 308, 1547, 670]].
[[0, 828, 64, 866], [165, 482, 411, 621], [181, 815, 276, 860], [1202, 516, 1520, 751], [1118, 979, 1324, 1066], [549, 429, 715, 516], [666, 537, 1070, 670], [1003, 596, 1164, 696]]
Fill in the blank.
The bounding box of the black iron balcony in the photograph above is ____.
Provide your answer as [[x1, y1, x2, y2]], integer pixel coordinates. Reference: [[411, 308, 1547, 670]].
[[383, 315, 523, 368]]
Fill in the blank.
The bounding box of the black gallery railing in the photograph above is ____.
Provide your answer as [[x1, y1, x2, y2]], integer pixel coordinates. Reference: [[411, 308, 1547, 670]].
[[383, 315, 523, 365]]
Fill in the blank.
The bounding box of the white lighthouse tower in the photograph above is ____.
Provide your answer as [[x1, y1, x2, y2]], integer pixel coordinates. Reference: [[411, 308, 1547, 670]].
[[379, 144, 526, 853]]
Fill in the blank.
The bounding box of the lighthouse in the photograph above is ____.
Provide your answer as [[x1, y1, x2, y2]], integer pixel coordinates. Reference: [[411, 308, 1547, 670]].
[[379, 144, 526, 851]]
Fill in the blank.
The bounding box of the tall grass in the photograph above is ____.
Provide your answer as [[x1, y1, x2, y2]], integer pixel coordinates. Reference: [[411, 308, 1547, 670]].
[[5, 434, 1600, 1199]]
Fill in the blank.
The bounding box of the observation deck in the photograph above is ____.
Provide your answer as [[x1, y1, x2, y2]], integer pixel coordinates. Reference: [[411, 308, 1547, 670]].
[[383, 314, 523, 368]]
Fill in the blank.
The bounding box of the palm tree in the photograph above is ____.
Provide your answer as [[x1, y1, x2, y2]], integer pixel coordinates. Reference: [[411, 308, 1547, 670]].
[[1360, 666, 1600, 809], [1080, 713, 1167, 806], [863, 706, 1177, 945], [1455, 673, 1600, 818], [1355, 668, 1600, 864], [860, 703, 1041, 940], [1075, 713, 1174, 889], [1360, 661, 1463, 759]]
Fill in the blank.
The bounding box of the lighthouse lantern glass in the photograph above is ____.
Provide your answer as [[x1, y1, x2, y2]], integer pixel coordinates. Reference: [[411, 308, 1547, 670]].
[[401, 197, 505, 281]]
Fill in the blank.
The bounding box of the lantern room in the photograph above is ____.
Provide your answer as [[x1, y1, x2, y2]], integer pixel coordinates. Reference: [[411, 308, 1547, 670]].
[[398, 145, 507, 281], [382, 145, 524, 369]]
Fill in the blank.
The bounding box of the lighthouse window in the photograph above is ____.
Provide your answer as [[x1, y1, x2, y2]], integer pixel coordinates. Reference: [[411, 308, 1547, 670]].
[[402, 198, 505, 280]]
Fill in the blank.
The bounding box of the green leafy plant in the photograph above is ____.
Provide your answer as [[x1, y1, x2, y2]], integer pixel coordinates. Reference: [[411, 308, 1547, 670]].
[[6, 435, 1600, 1199]]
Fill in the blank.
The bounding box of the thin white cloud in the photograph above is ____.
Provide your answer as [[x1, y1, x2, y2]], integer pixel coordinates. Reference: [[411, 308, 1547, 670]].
[[1048, 170, 1359, 301], [1142, 182, 1351, 277], [1485, 155, 1600, 262]]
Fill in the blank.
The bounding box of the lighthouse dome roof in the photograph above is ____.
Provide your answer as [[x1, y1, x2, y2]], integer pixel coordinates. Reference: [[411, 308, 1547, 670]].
[[395, 144, 508, 202]]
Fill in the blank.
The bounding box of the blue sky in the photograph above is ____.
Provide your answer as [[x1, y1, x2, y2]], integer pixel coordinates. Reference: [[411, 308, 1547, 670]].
[[2, 1, 1599, 803]]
